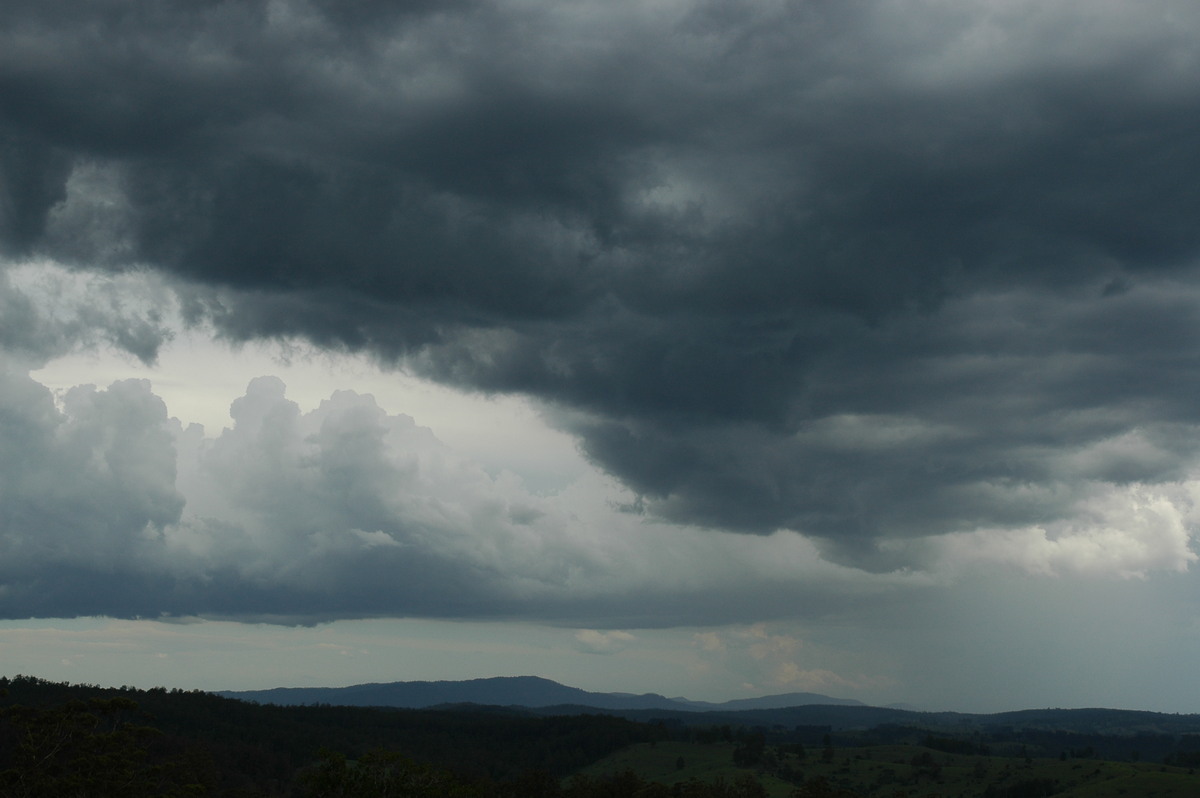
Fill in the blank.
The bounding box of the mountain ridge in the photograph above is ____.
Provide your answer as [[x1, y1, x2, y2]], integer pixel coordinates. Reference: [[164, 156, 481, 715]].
[[216, 674, 865, 712]]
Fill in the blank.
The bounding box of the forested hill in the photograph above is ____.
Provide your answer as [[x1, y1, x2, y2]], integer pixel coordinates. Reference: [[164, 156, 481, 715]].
[[539, 702, 1200, 737], [7, 675, 1200, 796], [217, 674, 863, 711], [0, 675, 665, 794]]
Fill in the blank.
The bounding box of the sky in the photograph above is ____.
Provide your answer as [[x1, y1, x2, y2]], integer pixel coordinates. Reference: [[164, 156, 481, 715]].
[[3, 0, 1200, 714]]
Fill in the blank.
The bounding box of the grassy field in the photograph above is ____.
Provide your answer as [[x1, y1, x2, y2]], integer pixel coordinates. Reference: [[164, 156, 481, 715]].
[[575, 740, 1200, 797]]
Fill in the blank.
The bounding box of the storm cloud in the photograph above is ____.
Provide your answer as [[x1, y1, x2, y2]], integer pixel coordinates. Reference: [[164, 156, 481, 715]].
[[6, 0, 1200, 579]]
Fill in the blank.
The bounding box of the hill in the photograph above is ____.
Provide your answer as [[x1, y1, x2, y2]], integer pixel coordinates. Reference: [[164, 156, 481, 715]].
[[8, 674, 1200, 796], [217, 675, 864, 712], [0, 674, 664, 794]]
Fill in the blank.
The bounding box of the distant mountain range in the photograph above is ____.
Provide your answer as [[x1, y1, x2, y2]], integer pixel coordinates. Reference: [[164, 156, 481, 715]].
[[216, 676, 1200, 740], [217, 675, 865, 712]]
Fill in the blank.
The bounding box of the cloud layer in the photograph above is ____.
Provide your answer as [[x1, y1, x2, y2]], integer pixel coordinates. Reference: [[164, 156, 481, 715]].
[[1, 345, 1194, 625], [4, 0, 1200, 612], [2, 345, 915, 623]]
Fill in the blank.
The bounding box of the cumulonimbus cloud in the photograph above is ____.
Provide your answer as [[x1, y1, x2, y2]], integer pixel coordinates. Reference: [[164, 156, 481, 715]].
[[0, 364, 931, 623]]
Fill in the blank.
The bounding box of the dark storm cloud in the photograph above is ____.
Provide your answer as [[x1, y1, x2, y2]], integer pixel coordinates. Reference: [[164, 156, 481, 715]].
[[7, 0, 1200, 558]]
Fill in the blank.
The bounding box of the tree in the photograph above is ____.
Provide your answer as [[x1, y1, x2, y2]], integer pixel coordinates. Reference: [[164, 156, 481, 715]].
[[0, 697, 207, 797], [733, 731, 766, 767], [820, 735, 835, 764]]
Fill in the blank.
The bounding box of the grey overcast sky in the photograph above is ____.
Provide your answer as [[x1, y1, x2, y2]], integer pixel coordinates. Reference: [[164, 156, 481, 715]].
[[4, 0, 1200, 712]]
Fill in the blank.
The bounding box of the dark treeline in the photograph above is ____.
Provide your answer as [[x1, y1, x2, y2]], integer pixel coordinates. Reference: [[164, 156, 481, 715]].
[[6, 675, 1200, 797], [0, 675, 800, 797], [836, 722, 1200, 764], [0, 676, 667, 796], [551, 702, 1200, 740], [661, 715, 1200, 766]]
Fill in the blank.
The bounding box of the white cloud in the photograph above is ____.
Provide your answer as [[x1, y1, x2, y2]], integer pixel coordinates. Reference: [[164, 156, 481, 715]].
[[0, 359, 935, 623], [683, 622, 893, 699], [0, 362, 183, 575], [769, 662, 882, 694], [1, 259, 174, 365], [929, 484, 1198, 578], [574, 629, 636, 655]]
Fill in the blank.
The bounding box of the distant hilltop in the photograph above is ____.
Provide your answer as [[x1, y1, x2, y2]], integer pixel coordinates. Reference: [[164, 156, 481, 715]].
[[216, 675, 865, 712]]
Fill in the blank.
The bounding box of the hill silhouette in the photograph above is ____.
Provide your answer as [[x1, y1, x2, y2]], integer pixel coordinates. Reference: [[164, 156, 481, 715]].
[[217, 674, 865, 712]]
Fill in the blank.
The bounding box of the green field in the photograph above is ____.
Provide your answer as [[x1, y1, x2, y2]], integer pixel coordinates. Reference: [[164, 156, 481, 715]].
[[577, 740, 1200, 797]]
